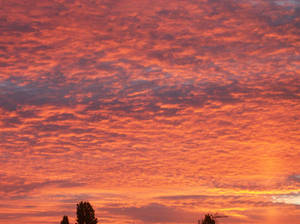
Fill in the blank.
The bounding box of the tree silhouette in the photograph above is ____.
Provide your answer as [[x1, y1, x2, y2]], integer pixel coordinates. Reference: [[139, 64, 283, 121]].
[[76, 201, 98, 224], [201, 214, 216, 224], [60, 216, 69, 224]]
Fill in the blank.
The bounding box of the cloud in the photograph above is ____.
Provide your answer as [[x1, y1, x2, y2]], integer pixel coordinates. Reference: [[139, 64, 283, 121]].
[[103, 203, 199, 223], [272, 193, 300, 205], [0, 174, 85, 199], [156, 194, 276, 208], [0, 20, 36, 33], [0, 210, 67, 220], [288, 174, 300, 183], [0, 0, 299, 223]]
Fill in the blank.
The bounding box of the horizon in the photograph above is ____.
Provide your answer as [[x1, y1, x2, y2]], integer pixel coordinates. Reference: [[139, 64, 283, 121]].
[[0, 0, 299, 223]]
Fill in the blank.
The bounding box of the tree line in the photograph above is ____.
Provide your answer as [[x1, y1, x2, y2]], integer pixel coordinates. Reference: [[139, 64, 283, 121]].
[[60, 201, 97, 224], [60, 201, 217, 224]]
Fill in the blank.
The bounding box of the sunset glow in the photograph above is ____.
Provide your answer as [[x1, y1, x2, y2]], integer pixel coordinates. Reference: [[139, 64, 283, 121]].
[[0, 0, 299, 223]]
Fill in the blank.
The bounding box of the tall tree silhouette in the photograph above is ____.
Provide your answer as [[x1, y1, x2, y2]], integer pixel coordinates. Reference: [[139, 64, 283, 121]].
[[60, 216, 69, 224], [201, 214, 216, 224], [76, 201, 98, 224]]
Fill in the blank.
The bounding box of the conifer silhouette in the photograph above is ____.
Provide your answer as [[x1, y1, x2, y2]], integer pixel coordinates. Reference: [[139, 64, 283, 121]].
[[60, 215, 69, 224], [76, 201, 98, 224], [201, 214, 216, 224]]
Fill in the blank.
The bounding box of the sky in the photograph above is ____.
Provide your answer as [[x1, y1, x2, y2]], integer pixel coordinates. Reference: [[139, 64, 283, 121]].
[[0, 0, 299, 223]]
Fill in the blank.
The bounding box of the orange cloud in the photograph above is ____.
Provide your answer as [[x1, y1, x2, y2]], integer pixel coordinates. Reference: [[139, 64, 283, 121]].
[[0, 0, 299, 223]]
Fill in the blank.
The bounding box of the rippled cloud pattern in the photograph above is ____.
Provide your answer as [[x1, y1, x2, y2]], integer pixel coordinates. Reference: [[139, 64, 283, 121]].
[[0, 0, 299, 223]]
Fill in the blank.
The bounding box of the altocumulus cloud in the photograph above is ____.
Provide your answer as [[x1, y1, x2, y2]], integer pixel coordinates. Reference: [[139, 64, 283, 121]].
[[102, 203, 199, 223]]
